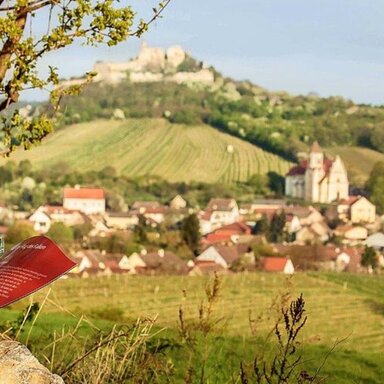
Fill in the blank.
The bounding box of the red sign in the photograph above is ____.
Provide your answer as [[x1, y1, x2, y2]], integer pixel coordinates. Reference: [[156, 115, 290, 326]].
[[0, 236, 76, 308]]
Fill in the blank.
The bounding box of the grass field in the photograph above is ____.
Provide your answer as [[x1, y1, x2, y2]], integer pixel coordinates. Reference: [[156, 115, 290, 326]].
[[2, 272, 383, 383], [326, 146, 384, 185], [2, 118, 292, 183]]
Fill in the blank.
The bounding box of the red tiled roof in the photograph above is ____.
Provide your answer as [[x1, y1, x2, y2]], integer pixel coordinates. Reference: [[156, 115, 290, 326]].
[[199, 210, 213, 221], [64, 187, 105, 200], [203, 233, 233, 244], [262, 257, 291, 272], [215, 245, 241, 265], [214, 221, 251, 235], [287, 154, 335, 181], [339, 196, 360, 206], [131, 201, 160, 210], [286, 164, 306, 176], [43, 205, 74, 214]]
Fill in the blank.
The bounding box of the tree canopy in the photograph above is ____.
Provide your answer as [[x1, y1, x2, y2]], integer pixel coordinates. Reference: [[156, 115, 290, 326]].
[[366, 161, 384, 213], [0, 0, 170, 154]]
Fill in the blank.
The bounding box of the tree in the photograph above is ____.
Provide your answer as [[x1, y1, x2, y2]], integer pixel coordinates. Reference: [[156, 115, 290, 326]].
[[0, 0, 171, 154], [267, 171, 285, 196], [6, 222, 36, 246], [47, 222, 74, 243], [366, 161, 384, 213], [134, 215, 148, 243], [268, 210, 286, 243], [181, 213, 201, 255], [252, 214, 269, 235], [247, 174, 268, 195], [361, 246, 378, 270], [371, 124, 384, 153], [17, 159, 33, 177]]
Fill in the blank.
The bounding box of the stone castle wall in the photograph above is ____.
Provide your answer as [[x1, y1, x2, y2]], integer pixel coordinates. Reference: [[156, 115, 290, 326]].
[[59, 44, 215, 88]]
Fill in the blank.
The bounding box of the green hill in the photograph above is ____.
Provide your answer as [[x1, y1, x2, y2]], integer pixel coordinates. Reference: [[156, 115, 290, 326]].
[[326, 146, 384, 185], [5, 118, 292, 183], [56, 75, 384, 163]]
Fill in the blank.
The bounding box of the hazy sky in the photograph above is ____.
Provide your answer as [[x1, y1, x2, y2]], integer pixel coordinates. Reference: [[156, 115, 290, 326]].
[[27, 0, 384, 104]]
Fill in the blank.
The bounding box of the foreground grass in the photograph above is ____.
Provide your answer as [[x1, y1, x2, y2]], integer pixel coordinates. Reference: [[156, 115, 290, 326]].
[[1, 272, 383, 383]]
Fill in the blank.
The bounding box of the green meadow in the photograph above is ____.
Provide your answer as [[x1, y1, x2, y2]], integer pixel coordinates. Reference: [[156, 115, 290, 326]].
[[1, 272, 383, 383]]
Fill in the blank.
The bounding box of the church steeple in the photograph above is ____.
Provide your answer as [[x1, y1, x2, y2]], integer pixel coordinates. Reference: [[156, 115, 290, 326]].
[[309, 141, 323, 169], [311, 141, 321, 153]]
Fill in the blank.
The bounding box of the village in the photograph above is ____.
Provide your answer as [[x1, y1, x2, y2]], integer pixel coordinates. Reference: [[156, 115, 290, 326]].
[[0, 143, 383, 277]]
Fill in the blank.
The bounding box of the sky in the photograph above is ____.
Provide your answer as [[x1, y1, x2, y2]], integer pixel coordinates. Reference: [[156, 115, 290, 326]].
[[25, 0, 384, 105]]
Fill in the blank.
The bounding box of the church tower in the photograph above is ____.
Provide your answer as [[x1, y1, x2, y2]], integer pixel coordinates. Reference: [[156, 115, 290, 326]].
[[305, 142, 325, 201]]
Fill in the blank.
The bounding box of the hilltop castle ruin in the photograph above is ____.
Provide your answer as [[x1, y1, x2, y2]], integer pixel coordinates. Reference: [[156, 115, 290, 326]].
[[60, 43, 215, 88]]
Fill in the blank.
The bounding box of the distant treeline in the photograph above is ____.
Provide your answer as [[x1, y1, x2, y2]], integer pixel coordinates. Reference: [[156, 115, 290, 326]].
[[0, 160, 285, 211]]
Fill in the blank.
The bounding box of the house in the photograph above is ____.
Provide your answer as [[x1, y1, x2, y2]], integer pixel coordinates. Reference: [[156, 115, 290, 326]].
[[104, 212, 139, 230], [63, 186, 106, 214], [189, 260, 227, 276], [366, 232, 384, 250], [202, 221, 252, 245], [169, 195, 187, 210], [196, 245, 242, 269], [28, 208, 52, 233], [240, 199, 285, 216], [72, 250, 130, 276], [276, 244, 361, 272], [131, 201, 160, 212], [284, 206, 323, 226], [285, 214, 302, 235], [337, 196, 376, 224], [261, 257, 294, 274], [127, 249, 188, 275], [294, 222, 330, 244], [283, 206, 329, 244], [28, 205, 86, 233], [43, 205, 85, 226], [334, 225, 368, 245], [72, 250, 106, 275], [285, 142, 349, 203], [199, 198, 240, 233], [103, 254, 131, 275], [198, 211, 214, 235], [130, 201, 167, 224], [87, 215, 112, 237]]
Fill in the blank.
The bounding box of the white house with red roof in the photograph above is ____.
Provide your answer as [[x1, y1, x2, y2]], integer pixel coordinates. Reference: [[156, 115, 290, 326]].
[[63, 186, 106, 214], [285, 142, 349, 203]]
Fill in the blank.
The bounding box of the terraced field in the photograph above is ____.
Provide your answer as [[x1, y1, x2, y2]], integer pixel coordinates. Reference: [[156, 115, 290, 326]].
[[3, 119, 292, 183], [326, 146, 384, 185], [23, 273, 384, 354]]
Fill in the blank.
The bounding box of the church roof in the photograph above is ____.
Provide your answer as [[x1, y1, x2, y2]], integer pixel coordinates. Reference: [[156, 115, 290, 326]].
[[286, 160, 307, 176]]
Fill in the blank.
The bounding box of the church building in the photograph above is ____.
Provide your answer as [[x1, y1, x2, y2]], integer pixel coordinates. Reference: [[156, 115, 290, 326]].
[[285, 142, 349, 203]]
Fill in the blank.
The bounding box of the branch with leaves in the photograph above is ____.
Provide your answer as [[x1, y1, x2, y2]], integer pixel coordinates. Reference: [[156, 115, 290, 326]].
[[0, 0, 171, 154]]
